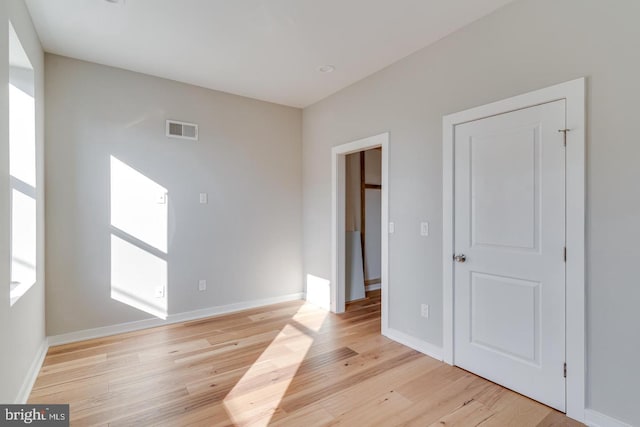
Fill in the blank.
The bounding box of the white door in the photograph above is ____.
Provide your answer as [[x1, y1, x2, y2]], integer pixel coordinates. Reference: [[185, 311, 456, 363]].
[[453, 100, 566, 411]]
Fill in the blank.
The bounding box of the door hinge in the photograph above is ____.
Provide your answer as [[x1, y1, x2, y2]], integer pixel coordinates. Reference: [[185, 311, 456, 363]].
[[558, 129, 570, 147], [563, 247, 567, 262], [563, 362, 567, 378]]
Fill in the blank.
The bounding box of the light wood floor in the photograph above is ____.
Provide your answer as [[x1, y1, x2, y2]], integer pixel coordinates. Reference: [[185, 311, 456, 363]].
[[30, 291, 583, 426]]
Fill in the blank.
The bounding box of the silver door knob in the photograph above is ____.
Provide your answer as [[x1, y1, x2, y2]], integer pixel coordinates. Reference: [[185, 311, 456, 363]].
[[454, 254, 466, 263]]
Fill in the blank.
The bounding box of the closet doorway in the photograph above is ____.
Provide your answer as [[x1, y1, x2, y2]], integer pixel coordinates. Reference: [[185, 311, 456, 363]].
[[344, 148, 382, 308], [331, 133, 389, 330]]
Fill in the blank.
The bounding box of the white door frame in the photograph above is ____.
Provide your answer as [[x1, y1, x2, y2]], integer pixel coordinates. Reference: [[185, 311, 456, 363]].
[[331, 133, 389, 327], [442, 78, 585, 422]]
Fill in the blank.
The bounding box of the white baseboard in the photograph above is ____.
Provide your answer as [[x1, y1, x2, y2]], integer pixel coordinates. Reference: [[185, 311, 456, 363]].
[[585, 409, 633, 427], [15, 339, 48, 404], [365, 283, 381, 292], [383, 327, 443, 361], [48, 292, 304, 347]]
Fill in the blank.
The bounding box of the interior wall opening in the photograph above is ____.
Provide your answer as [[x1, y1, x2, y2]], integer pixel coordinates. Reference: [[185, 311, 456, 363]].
[[345, 148, 382, 311]]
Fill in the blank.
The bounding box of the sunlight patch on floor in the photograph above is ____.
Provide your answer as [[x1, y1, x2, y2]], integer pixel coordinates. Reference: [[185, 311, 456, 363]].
[[223, 304, 328, 426]]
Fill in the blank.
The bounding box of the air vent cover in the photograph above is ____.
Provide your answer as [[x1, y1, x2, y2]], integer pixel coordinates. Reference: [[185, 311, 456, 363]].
[[166, 120, 198, 141]]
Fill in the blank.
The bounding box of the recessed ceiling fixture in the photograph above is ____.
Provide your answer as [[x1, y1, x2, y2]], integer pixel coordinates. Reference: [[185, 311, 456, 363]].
[[104, 0, 125, 4], [318, 65, 335, 73]]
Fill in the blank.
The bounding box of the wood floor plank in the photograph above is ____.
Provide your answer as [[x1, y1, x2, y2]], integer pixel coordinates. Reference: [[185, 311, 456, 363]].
[[475, 387, 552, 427], [316, 356, 441, 419], [326, 389, 413, 426], [537, 410, 586, 427], [28, 291, 582, 426], [277, 342, 419, 412], [393, 375, 496, 426], [151, 403, 236, 427], [426, 400, 494, 426], [269, 405, 334, 427]]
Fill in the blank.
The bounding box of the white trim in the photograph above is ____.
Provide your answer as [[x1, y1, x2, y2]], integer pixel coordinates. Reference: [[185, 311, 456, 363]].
[[365, 283, 381, 292], [48, 292, 304, 346], [442, 78, 586, 421], [15, 339, 48, 403], [564, 78, 587, 423], [383, 328, 443, 361], [331, 133, 389, 335], [585, 409, 633, 427], [380, 138, 389, 333]]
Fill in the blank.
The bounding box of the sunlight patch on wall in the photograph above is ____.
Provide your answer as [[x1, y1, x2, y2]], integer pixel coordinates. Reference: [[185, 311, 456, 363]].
[[111, 235, 168, 319], [110, 156, 168, 253], [110, 156, 168, 318], [305, 274, 331, 311]]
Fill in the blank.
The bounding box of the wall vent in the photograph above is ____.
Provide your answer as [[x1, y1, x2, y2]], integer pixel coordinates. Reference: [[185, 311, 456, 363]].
[[166, 120, 198, 141]]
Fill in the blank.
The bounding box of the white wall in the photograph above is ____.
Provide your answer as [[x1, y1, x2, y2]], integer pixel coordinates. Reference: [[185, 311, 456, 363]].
[[0, 0, 45, 403], [45, 54, 303, 335], [302, 0, 640, 424]]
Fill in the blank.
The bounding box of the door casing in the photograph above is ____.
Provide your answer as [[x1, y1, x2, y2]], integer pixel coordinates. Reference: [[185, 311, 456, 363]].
[[442, 78, 585, 422]]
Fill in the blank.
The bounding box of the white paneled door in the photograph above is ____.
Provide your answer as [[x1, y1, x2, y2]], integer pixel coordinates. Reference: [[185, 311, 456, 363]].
[[453, 100, 566, 411]]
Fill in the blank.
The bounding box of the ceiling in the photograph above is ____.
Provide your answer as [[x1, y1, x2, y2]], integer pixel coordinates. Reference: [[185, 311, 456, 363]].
[[25, 0, 515, 107]]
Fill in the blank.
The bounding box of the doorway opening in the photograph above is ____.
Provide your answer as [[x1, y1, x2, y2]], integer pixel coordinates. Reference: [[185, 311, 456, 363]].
[[344, 148, 382, 311], [330, 133, 389, 330]]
